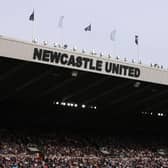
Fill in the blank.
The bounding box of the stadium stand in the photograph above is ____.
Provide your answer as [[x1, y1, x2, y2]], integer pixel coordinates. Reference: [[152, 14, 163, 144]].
[[1, 36, 168, 167], [0, 131, 168, 167]]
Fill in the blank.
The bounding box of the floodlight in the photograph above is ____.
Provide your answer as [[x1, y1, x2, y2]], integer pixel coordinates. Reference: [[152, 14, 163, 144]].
[[81, 104, 86, 108], [32, 38, 38, 43], [131, 59, 135, 63], [53, 43, 58, 47], [74, 104, 78, 108], [61, 102, 66, 106], [138, 60, 142, 64], [73, 46, 77, 51], [116, 56, 120, 60], [67, 103, 71, 106], [43, 41, 48, 45], [108, 54, 111, 58], [154, 64, 158, 68], [56, 44, 61, 48], [63, 44, 68, 49], [91, 50, 96, 55], [100, 52, 103, 57], [82, 49, 85, 53]]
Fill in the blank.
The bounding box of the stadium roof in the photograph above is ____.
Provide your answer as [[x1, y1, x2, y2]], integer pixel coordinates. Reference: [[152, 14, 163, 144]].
[[0, 36, 168, 130]]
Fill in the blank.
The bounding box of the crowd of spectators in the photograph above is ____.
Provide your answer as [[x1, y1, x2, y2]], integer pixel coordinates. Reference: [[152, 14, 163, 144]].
[[0, 130, 168, 167]]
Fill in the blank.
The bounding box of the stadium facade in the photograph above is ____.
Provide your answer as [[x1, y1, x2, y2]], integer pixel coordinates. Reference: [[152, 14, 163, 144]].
[[0, 36, 168, 132]]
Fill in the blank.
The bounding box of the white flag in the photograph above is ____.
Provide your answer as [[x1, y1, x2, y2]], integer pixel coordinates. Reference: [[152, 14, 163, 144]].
[[58, 16, 64, 28], [110, 29, 116, 41]]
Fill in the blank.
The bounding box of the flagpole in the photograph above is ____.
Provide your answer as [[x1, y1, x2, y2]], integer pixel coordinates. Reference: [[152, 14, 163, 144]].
[[60, 28, 63, 45], [110, 29, 117, 57], [135, 35, 139, 61], [32, 9, 35, 41], [137, 44, 139, 61], [32, 20, 35, 41], [57, 16, 64, 45], [114, 39, 118, 58]]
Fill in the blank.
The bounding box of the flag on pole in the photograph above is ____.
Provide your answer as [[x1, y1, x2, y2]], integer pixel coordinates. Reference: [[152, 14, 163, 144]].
[[29, 10, 34, 21], [58, 16, 64, 28], [110, 30, 116, 41], [135, 35, 139, 45], [84, 24, 91, 31]]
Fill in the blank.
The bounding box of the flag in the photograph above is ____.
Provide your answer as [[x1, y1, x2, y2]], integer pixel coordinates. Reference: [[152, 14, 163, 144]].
[[84, 24, 91, 31], [110, 29, 116, 41], [29, 10, 34, 21], [58, 16, 64, 28], [135, 35, 138, 45]]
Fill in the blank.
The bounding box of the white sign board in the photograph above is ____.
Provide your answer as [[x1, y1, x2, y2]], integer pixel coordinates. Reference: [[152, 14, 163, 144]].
[[0, 36, 168, 85]]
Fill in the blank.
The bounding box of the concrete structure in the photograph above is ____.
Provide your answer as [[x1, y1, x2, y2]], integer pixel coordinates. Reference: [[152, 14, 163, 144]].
[[0, 36, 167, 132]]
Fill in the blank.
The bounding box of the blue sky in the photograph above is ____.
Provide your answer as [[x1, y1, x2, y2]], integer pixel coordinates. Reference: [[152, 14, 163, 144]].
[[0, 0, 168, 66]]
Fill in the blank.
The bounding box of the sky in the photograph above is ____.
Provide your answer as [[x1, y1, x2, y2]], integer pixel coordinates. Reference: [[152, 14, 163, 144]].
[[0, 0, 168, 66]]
